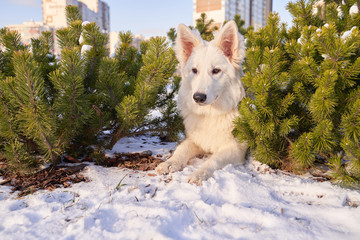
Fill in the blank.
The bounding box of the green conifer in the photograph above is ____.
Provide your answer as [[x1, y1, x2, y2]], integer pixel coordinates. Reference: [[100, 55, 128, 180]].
[[31, 31, 57, 104], [110, 36, 177, 146], [0, 5, 179, 172], [235, 0, 360, 188]]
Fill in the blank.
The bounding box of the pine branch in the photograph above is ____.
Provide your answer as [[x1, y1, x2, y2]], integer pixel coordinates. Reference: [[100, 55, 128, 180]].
[[13, 51, 59, 162], [287, 43, 321, 78]]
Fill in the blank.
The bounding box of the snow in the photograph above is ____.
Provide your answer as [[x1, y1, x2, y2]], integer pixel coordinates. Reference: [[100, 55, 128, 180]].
[[337, 6, 343, 18], [79, 21, 91, 45], [82, 21, 90, 26], [321, 54, 329, 59], [79, 35, 84, 45], [341, 26, 357, 41], [108, 135, 177, 157], [350, 3, 359, 16], [312, 6, 318, 15], [312, 0, 325, 16], [1, 135, 360, 239], [81, 45, 92, 55]]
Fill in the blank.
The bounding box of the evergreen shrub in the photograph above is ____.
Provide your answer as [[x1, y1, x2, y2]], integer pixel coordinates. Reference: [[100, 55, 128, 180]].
[[0, 6, 181, 172], [235, 0, 360, 188]]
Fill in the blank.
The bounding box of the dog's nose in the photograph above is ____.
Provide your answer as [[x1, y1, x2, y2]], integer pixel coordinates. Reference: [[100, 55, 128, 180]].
[[193, 92, 207, 103]]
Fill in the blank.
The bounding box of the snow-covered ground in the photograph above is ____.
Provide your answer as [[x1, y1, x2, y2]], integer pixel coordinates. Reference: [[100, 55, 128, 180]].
[[1, 135, 360, 240]]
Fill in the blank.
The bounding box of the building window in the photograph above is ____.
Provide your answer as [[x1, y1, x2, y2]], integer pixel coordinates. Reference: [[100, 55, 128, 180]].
[[46, 16, 53, 23], [196, 0, 222, 12]]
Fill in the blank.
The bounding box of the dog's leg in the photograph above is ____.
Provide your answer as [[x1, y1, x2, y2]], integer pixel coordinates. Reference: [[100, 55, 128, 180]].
[[156, 139, 203, 175], [188, 142, 247, 185]]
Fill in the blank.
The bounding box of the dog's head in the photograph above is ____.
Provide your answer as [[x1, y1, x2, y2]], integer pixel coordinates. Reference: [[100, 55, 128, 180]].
[[175, 21, 245, 113]]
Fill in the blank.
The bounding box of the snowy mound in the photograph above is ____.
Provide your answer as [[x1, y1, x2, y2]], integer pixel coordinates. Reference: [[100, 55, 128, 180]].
[[0, 135, 360, 239]]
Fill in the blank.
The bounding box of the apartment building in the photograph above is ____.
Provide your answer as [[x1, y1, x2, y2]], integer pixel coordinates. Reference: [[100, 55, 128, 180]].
[[42, 0, 110, 32], [193, 0, 272, 30], [5, 0, 109, 56], [39, 0, 110, 54], [6, 19, 52, 46]]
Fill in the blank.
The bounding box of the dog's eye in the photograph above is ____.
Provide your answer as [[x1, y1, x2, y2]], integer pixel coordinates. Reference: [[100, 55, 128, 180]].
[[212, 68, 221, 74], [192, 68, 198, 74]]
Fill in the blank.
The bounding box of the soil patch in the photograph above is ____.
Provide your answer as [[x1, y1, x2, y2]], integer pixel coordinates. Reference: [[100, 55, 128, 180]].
[[99, 151, 164, 171], [0, 164, 88, 197]]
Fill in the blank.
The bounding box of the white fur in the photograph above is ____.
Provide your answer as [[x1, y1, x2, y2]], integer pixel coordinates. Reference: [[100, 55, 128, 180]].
[[156, 21, 247, 185]]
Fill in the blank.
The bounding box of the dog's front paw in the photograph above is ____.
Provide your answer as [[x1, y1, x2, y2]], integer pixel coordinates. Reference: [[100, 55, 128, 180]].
[[156, 161, 171, 175], [156, 160, 183, 175], [187, 169, 212, 186], [187, 173, 203, 185]]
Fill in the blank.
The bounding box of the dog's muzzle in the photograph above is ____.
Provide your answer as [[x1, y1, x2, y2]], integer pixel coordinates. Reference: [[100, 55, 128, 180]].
[[193, 92, 207, 104]]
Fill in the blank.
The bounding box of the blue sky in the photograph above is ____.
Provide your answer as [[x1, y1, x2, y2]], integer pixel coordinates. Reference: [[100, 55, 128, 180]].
[[0, 0, 293, 37]]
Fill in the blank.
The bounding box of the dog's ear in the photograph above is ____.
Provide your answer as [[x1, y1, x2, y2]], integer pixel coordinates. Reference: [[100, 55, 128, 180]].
[[213, 21, 245, 67], [176, 24, 203, 64]]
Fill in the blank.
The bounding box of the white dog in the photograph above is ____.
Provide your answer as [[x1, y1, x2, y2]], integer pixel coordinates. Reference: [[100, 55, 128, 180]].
[[156, 21, 248, 185]]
